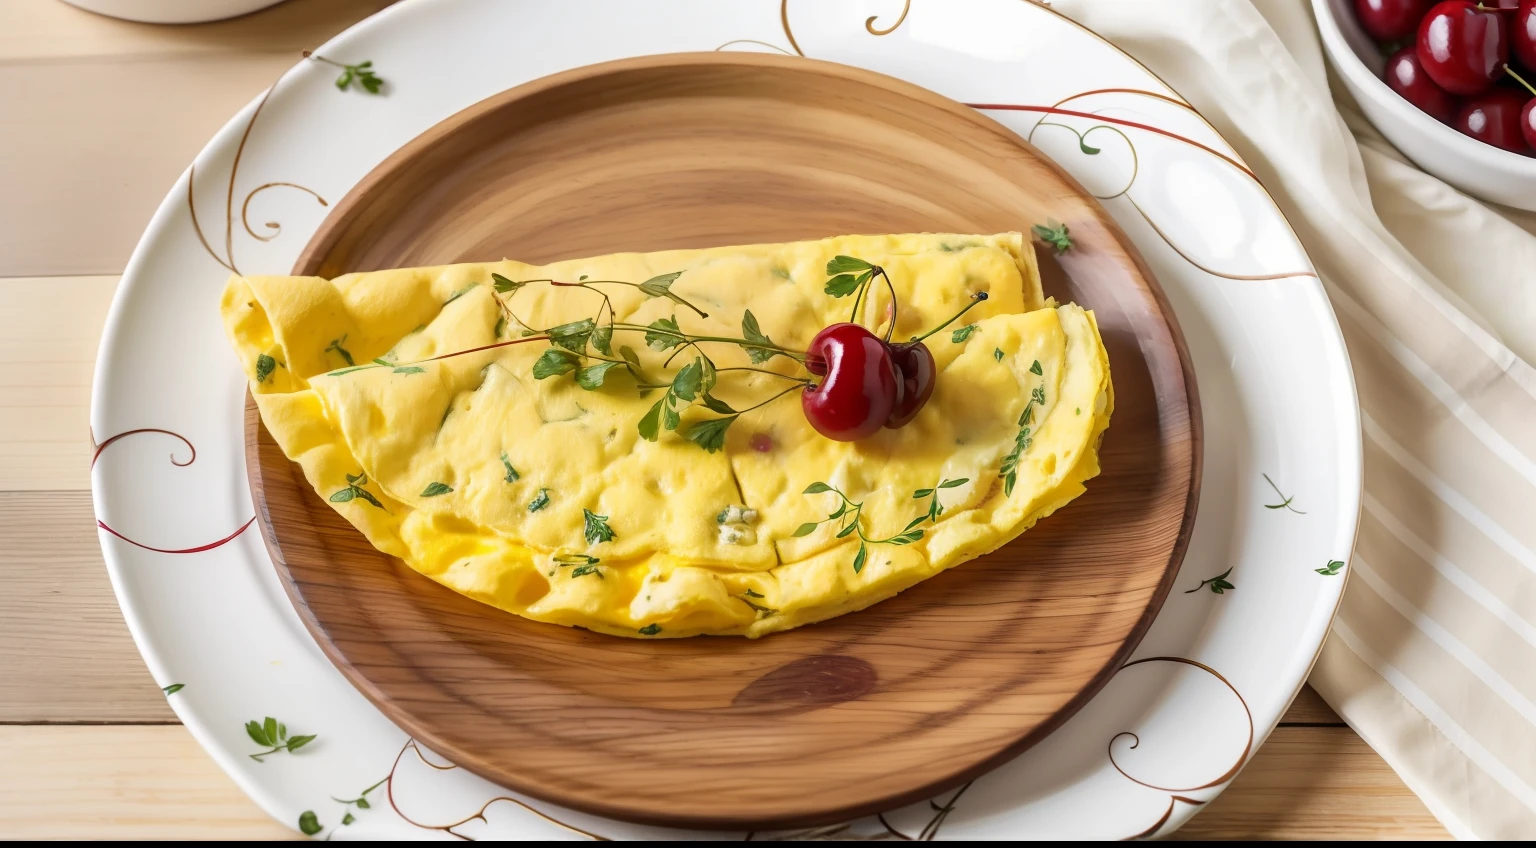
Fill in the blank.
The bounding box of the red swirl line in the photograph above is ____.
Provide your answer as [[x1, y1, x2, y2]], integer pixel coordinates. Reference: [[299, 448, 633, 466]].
[[91, 428, 197, 468], [97, 516, 255, 554], [964, 103, 1257, 182]]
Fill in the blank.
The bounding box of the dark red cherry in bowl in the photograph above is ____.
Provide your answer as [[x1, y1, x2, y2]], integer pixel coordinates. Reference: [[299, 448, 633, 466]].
[[1454, 88, 1533, 152], [885, 341, 936, 429], [1516, 0, 1536, 74], [1417, 0, 1510, 96], [801, 323, 898, 442], [1384, 46, 1460, 123], [1355, 0, 1433, 41]]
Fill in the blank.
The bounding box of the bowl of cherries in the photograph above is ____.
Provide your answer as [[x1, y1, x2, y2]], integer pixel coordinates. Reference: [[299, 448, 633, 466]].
[[1314, 0, 1536, 210]]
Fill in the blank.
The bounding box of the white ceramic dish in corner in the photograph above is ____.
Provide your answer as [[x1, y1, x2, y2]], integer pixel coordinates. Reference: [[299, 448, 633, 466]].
[[59, 0, 287, 24], [1313, 0, 1536, 211]]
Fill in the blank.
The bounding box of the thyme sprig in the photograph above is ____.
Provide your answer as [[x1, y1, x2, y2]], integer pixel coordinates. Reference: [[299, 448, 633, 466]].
[[999, 362, 1046, 496], [793, 480, 958, 573]]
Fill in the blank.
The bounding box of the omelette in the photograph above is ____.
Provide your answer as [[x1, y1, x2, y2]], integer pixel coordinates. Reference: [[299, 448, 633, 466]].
[[222, 233, 1112, 638]]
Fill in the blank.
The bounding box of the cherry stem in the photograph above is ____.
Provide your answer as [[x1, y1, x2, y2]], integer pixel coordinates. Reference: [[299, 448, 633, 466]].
[[877, 269, 899, 343], [1506, 65, 1536, 98], [716, 366, 812, 383], [905, 292, 991, 345], [610, 322, 809, 361], [734, 382, 808, 414]]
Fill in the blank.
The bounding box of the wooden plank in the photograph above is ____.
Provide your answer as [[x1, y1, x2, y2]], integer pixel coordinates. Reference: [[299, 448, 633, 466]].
[[0, 490, 173, 722], [0, 725, 295, 840], [0, 724, 1442, 840], [1281, 684, 1343, 726], [0, 276, 115, 491], [1181, 727, 1448, 840], [0, 0, 392, 61]]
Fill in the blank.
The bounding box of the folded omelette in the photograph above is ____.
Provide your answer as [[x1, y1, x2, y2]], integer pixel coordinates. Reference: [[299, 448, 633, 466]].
[[222, 233, 1112, 638]]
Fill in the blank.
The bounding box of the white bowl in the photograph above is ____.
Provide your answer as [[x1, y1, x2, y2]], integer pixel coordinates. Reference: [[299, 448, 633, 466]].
[[1313, 0, 1536, 210], [58, 0, 287, 24]]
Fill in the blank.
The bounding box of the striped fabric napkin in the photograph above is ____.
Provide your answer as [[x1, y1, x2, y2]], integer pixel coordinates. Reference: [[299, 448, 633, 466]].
[[1056, 0, 1536, 839]]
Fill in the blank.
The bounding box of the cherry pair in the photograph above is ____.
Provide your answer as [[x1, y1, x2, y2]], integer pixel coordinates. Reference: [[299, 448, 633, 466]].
[[799, 323, 937, 441]]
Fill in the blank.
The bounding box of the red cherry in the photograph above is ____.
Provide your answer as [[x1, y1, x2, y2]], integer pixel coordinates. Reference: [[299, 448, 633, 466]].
[[1515, 0, 1536, 73], [885, 342, 936, 429], [800, 323, 898, 442], [1355, 0, 1434, 41], [1385, 46, 1461, 122], [1417, 1, 1510, 95], [1454, 87, 1533, 151]]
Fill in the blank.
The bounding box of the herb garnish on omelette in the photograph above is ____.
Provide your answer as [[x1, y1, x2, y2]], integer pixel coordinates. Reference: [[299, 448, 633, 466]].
[[222, 232, 1112, 638]]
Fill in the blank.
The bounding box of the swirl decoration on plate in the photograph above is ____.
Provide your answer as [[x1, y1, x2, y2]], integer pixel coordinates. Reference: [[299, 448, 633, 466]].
[[1106, 657, 1255, 840], [768, 0, 1317, 283], [91, 428, 256, 553], [187, 58, 333, 275]]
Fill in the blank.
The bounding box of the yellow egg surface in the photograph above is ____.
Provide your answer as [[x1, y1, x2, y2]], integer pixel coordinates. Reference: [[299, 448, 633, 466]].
[[221, 232, 1111, 638]]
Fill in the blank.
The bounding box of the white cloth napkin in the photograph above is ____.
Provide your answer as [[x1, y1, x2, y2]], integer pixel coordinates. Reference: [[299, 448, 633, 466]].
[[1054, 0, 1536, 839]]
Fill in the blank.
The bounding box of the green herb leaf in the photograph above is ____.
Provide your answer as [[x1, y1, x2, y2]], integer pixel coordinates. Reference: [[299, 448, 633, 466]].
[[1029, 360, 1043, 376], [939, 478, 969, 488], [951, 324, 978, 343], [619, 346, 643, 369], [443, 283, 476, 305], [804, 482, 834, 495], [913, 488, 934, 498], [286, 734, 316, 752], [501, 453, 520, 483], [698, 355, 718, 395], [671, 359, 704, 401], [373, 357, 394, 366], [661, 399, 681, 432], [583, 509, 616, 544], [255, 353, 276, 383], [1031, 221, 1073, 254], [246, 720, 271, 747], [353, 488, 384, 509], [645, 316, 684, 351], [740, 309, 781, 363], [570, 563, 603, 579], [354, 798, 370, 810], [335, 69, 353, 90], [826, 255, 874, 274], [823, 274, 861, 297], [637, 271, 686, 308], [329, 488, 356, 503], [835, 521, 859, 539], [903, 514, 929, 532], [792, 522, 820, 537], [576, 361, 621, 390], [590, 324, 614, 356], [683, 415, 736, 453], [263, 717, 279, 747], [342, 812, 356, 826], [638, 397, 665, 441], [638, 623, 662, 636], [743, 589, 765, 598], [528, 488, 550, 512], [555, 553, 599, 565], [701, 392, 737, 414], [1185, 566, 1236, 594], [491, 273, 525, 294], [298, 811, 323, 836], [420, 482, 452, 497], [393, 366, 426, 375], [994, 347, 1005, 361], [547, 318, 596, 353], [493, 316, 507, 338], [889, 529, 923, 545], [325, 336, 355, 366], [162, 683, 184, 695], [1316, 559, 1345, 576], [532, 347, 580, 379], [852, 542, 868, 574]]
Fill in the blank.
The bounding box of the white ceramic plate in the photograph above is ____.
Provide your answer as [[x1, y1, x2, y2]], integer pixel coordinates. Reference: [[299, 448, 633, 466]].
[[91, 0, 1360, 839]]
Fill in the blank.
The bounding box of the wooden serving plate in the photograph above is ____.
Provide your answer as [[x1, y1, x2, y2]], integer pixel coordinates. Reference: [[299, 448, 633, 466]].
[[248, 53, 1200, 830]]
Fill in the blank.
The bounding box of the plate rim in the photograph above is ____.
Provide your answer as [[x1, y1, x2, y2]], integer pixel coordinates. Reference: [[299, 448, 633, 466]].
[[250, 49, 1203, 830]]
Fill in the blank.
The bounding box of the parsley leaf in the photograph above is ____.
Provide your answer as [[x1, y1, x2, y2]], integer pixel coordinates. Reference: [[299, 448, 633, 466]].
[[994, 347, 1005, 362], [532, 347, 580, 379], [951, 324, 978, 343], [638, 623, 662, 636], [1032, 221, 1073, 253], [671, 359, 704, 401], [590, 324, 614, 356], [645, 316, 684, 351], [824, 269, 873, 297], [501, 453, 519, 483], [491, 273, 524, 294], [255, 353, 276, 383], [583, 509, 616, 544], [298, 811, 322, 837], [638, 397, 666, 442], [741, 309, 781, 363], [683, 415, 736, 453], [420, 482, 452, 497], [701, 392, 737, 414], [1030, 360, 1043, 375], [826, 255, 874, 274], [331, 58, 383, 94], [547, 318, 596, 353], [1316, 559, 1345, 576], [852, 542, 868, 574], [162, 683, 184, 695], [528, 488, 551, 512], [576, 361, 621, 390]]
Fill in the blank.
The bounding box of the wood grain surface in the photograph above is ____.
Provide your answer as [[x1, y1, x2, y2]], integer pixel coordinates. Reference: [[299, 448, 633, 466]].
[[0, 0, 1445, 839], [249, 52, 1199, 829]]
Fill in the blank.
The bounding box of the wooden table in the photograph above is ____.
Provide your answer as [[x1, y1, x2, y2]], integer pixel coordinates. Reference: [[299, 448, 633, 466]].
[[0, 0, 1449, 839]]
